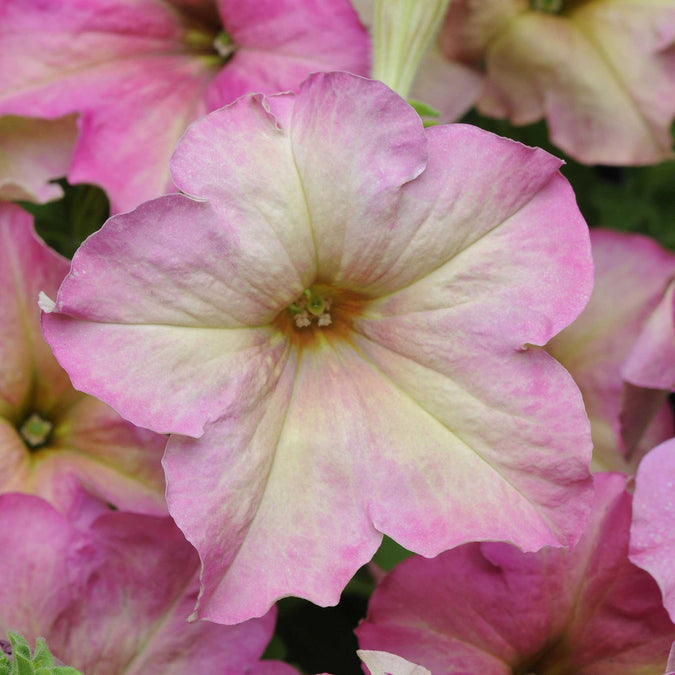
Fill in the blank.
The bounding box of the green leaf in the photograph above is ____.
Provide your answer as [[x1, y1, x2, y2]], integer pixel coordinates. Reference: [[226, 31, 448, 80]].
[[18, 179, 110, 259], [408, 99, 441, 119], [0, 634, 84, 675], [372, 535, 413, 572]]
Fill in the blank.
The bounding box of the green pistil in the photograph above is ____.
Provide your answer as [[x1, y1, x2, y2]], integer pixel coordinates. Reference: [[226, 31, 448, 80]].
[[287, 288, 333, 328], [530, 0, 564, 12], [213, 30, 236, 59], [19, 413, 53, 450]]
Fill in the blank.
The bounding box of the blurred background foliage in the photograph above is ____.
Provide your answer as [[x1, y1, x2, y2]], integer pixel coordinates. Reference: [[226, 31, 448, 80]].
[[13, 112, 675, 675]]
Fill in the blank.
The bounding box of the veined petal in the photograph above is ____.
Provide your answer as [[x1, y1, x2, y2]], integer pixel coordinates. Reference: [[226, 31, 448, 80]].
[[44, 318, 290, 437], [0, 494, 287, 675], [333, 124, 584, 308], [359, 473, 675, 674], [289, 73, 428, 284], [168, 335, 587, 624], [170, 93, 316, 289]]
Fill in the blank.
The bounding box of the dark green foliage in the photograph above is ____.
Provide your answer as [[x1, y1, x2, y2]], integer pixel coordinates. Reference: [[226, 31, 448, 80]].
[[0, 633, 82, 675], [18, 180, 109, 259]]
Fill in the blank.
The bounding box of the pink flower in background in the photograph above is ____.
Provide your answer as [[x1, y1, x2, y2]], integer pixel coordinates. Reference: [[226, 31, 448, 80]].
[[0, 203, 166, 521], [0, 492, 294, 675], [547, 229, 675, 472], [630, 438, 675, 623], [0, 0, 369, 213], [43, 72, 593, 624], [0, 114, 77, 203], [358, 473, 675, 675], [435, 0, 675, 165]]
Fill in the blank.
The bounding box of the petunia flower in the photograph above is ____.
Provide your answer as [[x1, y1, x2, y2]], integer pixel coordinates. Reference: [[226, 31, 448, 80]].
[[0, 492, 294, 675], [630, 437, 675, 624], [357, 472, 675, 675], [0, 0, 369, 213], [0, 203, 166, 520], [433, 0, 675, 165], [0, 114, 77, 203], [547, 229, 675, 472], [42, 72, 594, 623]]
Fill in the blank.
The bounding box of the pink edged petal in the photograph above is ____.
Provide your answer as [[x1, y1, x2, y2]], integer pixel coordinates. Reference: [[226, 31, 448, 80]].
[[42, 192, 301, 436], [287, 72, 428, 284], [359, 473, 675, 674], [630, 438, 675, 623], [548, 229, 675, 469], [170, 93, 316, 288], [43, 315, 291, 437], [624, 279, 675, 391], [0, 203, 71, 418], [358, 650, 431, 675], [0, 114, 77, 203], [168, 338, 583, 625], [165, 344, 381, 624], [344, 124, 588, 314], [0, 493, 281, 675]]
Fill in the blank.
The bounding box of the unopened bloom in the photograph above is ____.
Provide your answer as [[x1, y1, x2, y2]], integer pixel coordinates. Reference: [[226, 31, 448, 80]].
[[0, 493, 293, 675], [43, 72, 594, 623], [0, 0, 369, 213], [434, 0, 675, 165], [547, 230, 675, 472], [0, 203, 166, 520], [358, 473, 675, 674]]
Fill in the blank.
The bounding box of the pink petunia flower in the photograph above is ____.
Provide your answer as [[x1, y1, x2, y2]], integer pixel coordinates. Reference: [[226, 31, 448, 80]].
[[432, 0, 675, 165], [358, 472, 675, 675], [630, 437, 675, 624], [0, 0, 369, 213], [0, 203, 166, 521], [547, 229, 675, 472], [42, 72, 594, 623], [0, 492, 294, 675]]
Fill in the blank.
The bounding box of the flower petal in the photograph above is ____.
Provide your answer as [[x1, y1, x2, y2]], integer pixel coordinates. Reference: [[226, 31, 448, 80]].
[[548, 229, 675, 470], [359, 473, 675, 674], [0, 114, 77, 203], [0, 493, 285, 675], [630, 438, 675, 623]]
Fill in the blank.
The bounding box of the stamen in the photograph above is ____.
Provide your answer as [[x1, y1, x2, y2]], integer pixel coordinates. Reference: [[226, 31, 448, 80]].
[[288, 287, 333, 329]]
